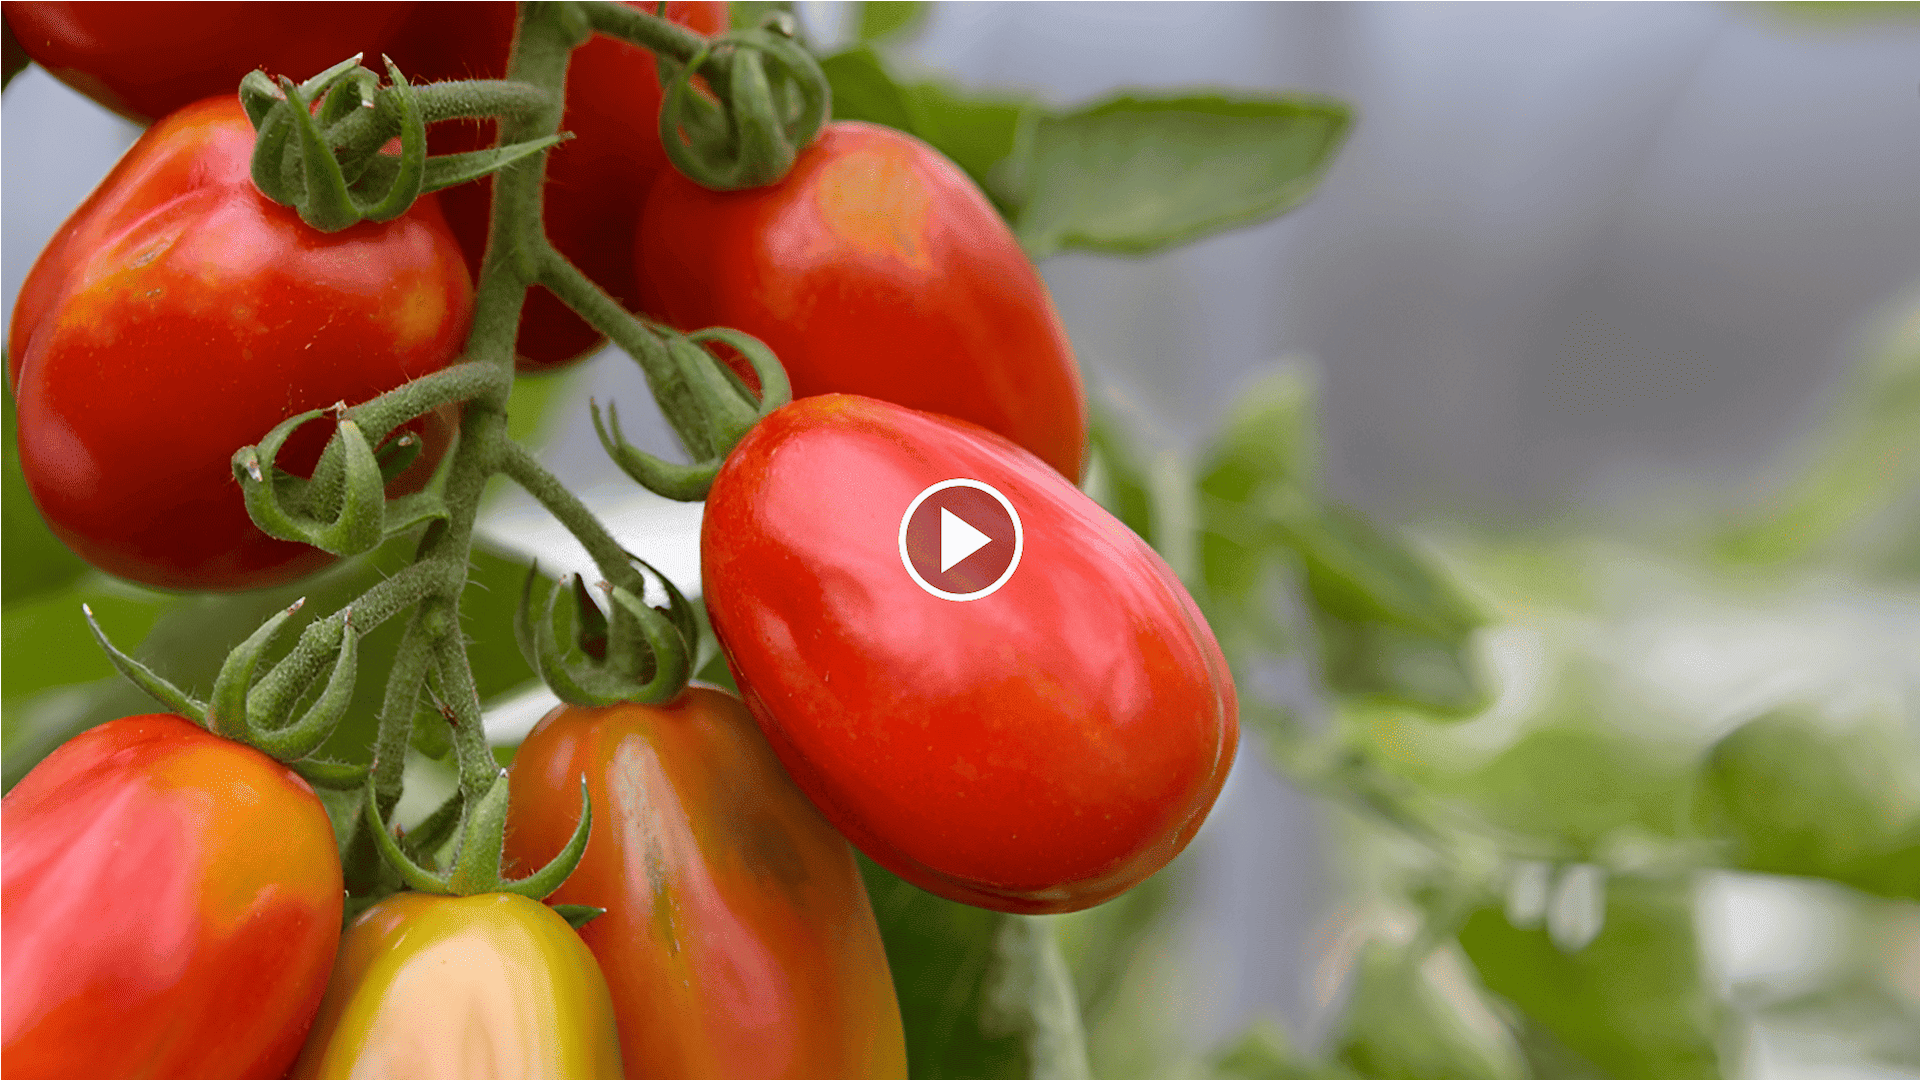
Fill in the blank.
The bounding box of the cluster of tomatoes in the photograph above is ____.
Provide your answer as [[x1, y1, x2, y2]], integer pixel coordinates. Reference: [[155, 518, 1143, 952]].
[[2, 2, 1239, 1077]]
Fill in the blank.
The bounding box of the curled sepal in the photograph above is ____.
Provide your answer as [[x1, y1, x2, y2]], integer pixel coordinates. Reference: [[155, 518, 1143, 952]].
[[658, 20, 831, 190], [604, 585, 693, 704], [363, 775, 455, 895], [687, 326, 792, 430], [245, 55, 365, 199], [450, 774, 593, 903], [592, 326, 790, 502], [82, 604, 206, 722], [266, 58, 426, 230], [233, 411, 388, 557], [291, 758, 370, 790], [591, 397, 719, 502], [515, 566, 691, 705], [252, 609, 357, 761], [208, 598, 305, 742]]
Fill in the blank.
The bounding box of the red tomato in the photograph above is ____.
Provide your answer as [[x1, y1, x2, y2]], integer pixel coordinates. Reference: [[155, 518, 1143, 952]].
[[388, 1, 730, 370], [504, 689, 908, 1080], [1, 1, 416, 123], [637, 121, 1089, 481], [1, 713, 344, 1080], [701, 395, 1237, 914], [8, 96, 472, 591]]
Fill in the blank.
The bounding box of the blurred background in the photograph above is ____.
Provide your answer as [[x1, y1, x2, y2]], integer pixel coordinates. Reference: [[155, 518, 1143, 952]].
[[6, 3, 1920, 1078]]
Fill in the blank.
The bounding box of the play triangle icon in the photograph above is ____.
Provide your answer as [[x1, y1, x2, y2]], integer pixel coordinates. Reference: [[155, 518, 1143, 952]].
[[940, 507, 993, 573]]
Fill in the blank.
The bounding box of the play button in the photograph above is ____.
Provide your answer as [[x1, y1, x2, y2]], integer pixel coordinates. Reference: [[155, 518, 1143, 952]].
[[940, 509, 992, 572], [899, 479, 1023, 601]]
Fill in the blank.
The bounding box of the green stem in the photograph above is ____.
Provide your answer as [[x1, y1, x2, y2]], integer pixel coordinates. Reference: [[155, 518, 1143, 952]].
[[355, 2, 583, 863], [580, 1, 726, 71], [349, 362, 512, 444], [324, 79, 555, 159], [497, 440, 648, 594], [372, 611, 436, 805], [433, 635, 501, 809]]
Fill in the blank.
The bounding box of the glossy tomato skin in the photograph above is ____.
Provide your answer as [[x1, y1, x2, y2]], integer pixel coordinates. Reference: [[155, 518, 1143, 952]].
[[388, 1, 730, 370], [702, 395, 1238, 914], [1, 713, 344, 1080], [504, 689, 907, 1080], [288, 891, 624, 1080], [8, 95, 472, 591], [1, 2, 416, 123], [638, 121, 1089, 481]]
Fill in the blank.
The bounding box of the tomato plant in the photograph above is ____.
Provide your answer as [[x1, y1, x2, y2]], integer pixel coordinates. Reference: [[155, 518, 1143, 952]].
[[701, 394, 1238, 914], [638, 120, 1089, 480], [393, 1, 730, 370], [0, 3, 1369, 1075], [7, 95, 472, 591], [1, 713, 343, 1080], [0, 1, 416, 123], [288, 891, 624, 1079], [504, 688, 908, 1079]]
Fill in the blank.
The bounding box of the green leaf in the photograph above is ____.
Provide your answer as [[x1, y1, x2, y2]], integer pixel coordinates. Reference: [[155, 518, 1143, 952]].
[[1273, 498, 1487, 717], [859, 853, 1092, 1080], [1715, 299, 1920, 574], [1317, 611, 1487, 718], [1014, 93, 1351, 259], [2, 387, 89, 606], [901, 82, 1032, 211], [1696, 709, 1920, 900], [1459, 879, 1725, 1080], [1198, 367, 1321, 507], [1085, 407, 1158, 544], [1277, 500, 1479, 641], [1335, 943, 1526, 1080], [819, 46, 921, 134], [857, 0, 928, 42], [1466, 725, 1693, 851]]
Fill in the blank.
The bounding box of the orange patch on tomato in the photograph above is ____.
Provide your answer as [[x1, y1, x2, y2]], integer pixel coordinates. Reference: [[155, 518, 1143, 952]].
[[814, 149, 933, 270], [390, 280, 450, 353]]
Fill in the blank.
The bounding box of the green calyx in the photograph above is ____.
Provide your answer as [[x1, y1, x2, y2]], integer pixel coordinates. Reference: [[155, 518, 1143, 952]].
[[84, 599, 359, 767], [363, 770, 594, 901], [242, 55, 563, 231], [513, 558, 697, 707], [579, 1, 827, 189], [231, 363, 510, 559], [656, 17, 832, 191], [591, 327, 792, 501]]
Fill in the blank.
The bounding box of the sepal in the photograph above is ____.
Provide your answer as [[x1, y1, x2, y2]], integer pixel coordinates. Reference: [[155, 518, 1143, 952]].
[[657, 15, 831, 190], [592, 326, 791, 501], [514, 563, 693, 706], [82, 604, 206, 722]]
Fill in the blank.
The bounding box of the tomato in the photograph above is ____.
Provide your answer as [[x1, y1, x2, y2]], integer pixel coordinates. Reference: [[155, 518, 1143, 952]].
[[701, 395, 1237, 914], [289, 891, 623, 1079], [1, 2, 417, 123], [389, 1, 731, 370], [637, 121, 1089, 481], [504, 689, 908, 1080], [1, 713, 343, 1080], [8, 95, 472, 591]]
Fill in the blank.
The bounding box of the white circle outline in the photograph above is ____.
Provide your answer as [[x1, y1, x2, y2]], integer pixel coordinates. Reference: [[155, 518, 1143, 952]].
[[897, 478, 1024, 602]]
